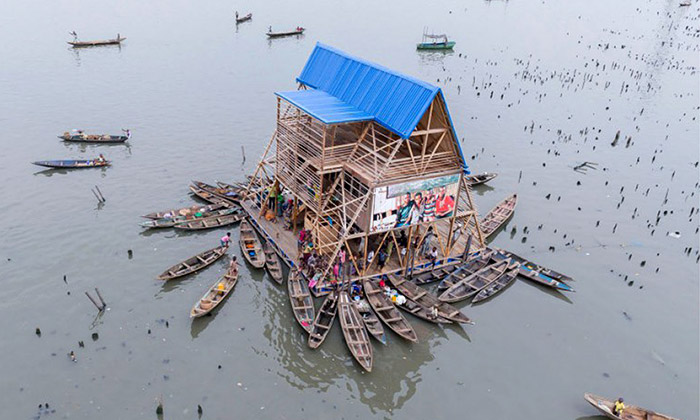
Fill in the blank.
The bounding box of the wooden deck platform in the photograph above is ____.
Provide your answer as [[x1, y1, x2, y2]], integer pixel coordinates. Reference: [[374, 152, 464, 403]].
[[241, 198, 478, 296]]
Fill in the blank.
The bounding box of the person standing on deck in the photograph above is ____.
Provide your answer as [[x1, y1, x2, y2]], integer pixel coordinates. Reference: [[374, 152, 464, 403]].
[[429, 247, 438, 270], [338, 247, 346, 280], [420, 227, 435, 256], [377, 249, 387, 270], [451, 222, 463, 245]]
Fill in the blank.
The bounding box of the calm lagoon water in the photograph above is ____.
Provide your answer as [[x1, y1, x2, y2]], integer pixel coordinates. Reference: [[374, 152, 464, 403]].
[[0, 0, 697, 419]]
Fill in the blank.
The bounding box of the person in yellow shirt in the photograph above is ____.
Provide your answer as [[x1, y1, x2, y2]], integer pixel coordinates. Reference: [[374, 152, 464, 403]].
[[612, 397, 625, 416], [216, 282, 226, 296]]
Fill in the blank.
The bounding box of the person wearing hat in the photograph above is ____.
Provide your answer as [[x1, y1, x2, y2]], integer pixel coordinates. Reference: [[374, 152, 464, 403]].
[[612, 397, 625, 416]]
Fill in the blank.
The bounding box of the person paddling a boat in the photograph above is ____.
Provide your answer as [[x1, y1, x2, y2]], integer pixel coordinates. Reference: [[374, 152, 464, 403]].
[[612, 397, 625, 416], [96, 154, 106, 164]]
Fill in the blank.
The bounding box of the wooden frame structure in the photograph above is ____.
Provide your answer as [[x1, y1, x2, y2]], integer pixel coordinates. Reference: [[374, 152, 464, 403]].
[[241, 44, 485, 294]]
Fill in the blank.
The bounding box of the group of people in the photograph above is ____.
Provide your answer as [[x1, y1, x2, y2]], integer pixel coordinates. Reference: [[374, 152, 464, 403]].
[[393, 186, 455, 228]]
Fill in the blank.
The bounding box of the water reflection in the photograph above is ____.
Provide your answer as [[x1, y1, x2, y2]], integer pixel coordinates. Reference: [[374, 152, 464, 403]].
[[471, 184, 496, 196], [70, 43, 122, 67], [417, 49, 455, 66], [32, 166, 109, 176], [266, 34, 305, 48], [256, 277, 474, 414]]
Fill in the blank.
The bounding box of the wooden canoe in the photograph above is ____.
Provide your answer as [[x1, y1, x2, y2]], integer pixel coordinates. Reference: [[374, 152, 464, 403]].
[[189, 185, 229, 204], [411, 264, 459, 285], [583, 393, 680, 420], [68, 35, 125, 47], [33, 159, 110, 169], [437, 249, 495, 291], [263, 242, 284, 284], [472, 264, 520, 303], [235, 13, 252, 23], [140, 208, 238, 229], [388, 275, 473, 324], [416, 41, 455, 50], [358, 304, 387, 345], [438, 259, 511, 303], [480, 193, 517, 239], [307, 291, 339, 349], [157, 245, 228, 281], [216, 181, 246, 193], [362, 279, 418, 342], [338, 291, 373, 372], [287, 269, 315, 332], [491, 246, 574, 282], [190, 260, 238, 318], [491, 249, 574, 292], [191, 181, 240, 203], [172, 212, 242, 231], [142, 203, 228, 220], [266, 28, 305, 38], [239, 219, 265, 268], [465, 172, 498, 186], [400, 299, 452, 324], [59, 134, 129, 143]]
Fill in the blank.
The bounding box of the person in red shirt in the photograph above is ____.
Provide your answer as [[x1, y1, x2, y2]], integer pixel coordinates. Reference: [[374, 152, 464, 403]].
[[435, 186, 455, 218]]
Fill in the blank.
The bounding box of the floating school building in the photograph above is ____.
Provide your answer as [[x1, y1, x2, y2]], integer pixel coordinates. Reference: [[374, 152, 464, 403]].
[[241, 42, 485, 294]]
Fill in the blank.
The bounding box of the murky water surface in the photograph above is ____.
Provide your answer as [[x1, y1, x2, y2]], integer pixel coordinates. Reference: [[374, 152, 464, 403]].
[[0, 0, 697, 419]]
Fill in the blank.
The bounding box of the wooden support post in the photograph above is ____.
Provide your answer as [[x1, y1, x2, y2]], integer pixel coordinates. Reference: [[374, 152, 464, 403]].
[[462, 234, 473, 261]]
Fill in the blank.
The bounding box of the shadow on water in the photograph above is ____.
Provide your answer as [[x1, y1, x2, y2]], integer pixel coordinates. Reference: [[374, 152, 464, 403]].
[[471, 184, 496, 196], [190, 312, 218, 339], [254, 281, 461, 415], [518, 278, 575, 304], [575, 416, 608, 420]]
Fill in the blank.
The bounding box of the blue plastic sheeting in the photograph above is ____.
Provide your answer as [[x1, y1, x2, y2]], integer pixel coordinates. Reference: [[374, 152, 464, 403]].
[[275, 90, 374, 124], [296, 43, 439, 139]]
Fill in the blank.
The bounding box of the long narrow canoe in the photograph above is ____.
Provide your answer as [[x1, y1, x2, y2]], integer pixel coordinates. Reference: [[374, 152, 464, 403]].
[[239, 219, 264, 268], [491, 250, 574, 292], [189, 185, 228, 204], [411, 264, 459, 285], [59, 134, 129, 143], [583, 393, 680, 420], [438, 259, 511, 303], [190, 260, 238, 318], [362, 279, 418, 342], [172, 213, 242, 231], [191, 181, 240, 203], [235, 13, 252, 23], [491, 246, 574, 282], [400, 299, 452, 324], [438, 249, 495, 291], [358, 304, 387, 345], [465, 172, 498, 186], [68, 35, 125, 47], [157, 245, 228, 281], [388, 275, 473, 324], [416, 41, 455, 50], [266, 28, 305, 38], [308, 291, 339, 349], [263, 242, 284, 284], [480, 193, 517, 239], [287, 269, 315, 332], [142, 203, 228, 220], [472, 264, 520, 303], [338, 291, 373, 372], [33, 159, 110, 169], [140, 208, 237, 229]]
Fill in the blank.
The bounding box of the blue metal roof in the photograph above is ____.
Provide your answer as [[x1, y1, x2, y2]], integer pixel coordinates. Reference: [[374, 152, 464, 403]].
[[275, 90, 374, 124], [275, 42, 469, 172], [293, 43, 440, 139]]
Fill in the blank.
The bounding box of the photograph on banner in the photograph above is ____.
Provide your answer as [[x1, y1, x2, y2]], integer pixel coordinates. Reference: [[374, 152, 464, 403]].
[[370, 174, 459, 232]]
